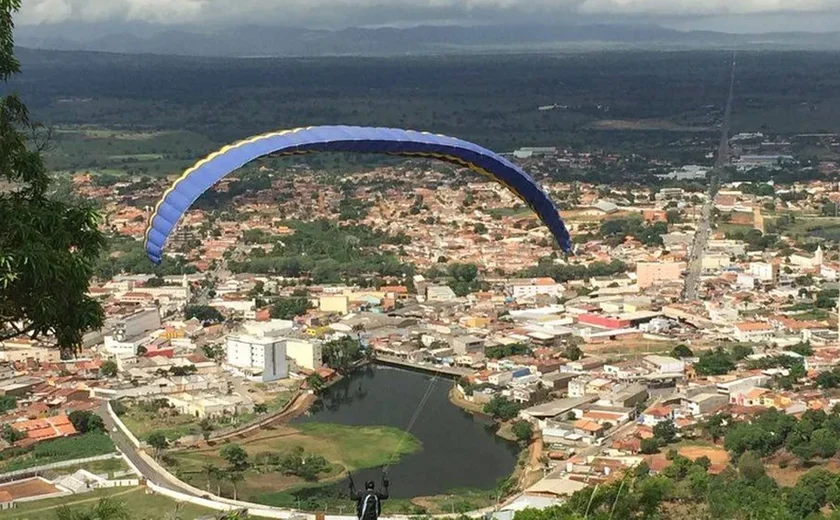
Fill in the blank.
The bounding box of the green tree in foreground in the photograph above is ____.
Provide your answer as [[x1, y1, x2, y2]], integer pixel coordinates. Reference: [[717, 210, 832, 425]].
[[0, 0, 105, 359]]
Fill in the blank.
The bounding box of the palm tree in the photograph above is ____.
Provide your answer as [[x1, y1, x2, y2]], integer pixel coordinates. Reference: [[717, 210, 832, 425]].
[[227, 471, 244, 501], [209, 466, 224, 496], [202, 463, 217, 493]]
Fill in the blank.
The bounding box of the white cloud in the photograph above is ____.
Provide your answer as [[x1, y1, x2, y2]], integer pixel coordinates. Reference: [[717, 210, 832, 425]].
[[16, 0, 840, 26], [18, 0, 206, 25]]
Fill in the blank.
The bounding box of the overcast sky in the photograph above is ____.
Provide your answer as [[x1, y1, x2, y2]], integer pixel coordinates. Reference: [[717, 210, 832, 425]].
[[17, 0, 840, 32]]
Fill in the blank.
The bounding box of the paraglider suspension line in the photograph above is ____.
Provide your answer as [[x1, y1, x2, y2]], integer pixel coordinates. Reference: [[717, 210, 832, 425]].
[[382, 372, 439, 475]]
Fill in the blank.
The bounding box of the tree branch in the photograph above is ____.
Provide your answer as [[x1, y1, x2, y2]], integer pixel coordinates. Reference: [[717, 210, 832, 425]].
[[0, 322, 36, 342]]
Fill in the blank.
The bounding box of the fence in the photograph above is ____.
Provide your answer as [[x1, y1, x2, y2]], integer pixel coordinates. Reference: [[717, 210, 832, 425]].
[[0, 453, 123, 483], [106, 394, 480, 520], [206, 390, 304, 442]]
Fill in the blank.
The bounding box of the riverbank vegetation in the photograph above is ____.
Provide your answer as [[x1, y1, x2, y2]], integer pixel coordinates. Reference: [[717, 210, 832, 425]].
[[165, 422, 420, 501]]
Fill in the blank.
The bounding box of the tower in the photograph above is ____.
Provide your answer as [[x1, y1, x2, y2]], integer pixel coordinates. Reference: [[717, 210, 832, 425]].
[[816, 245, 824, 267]]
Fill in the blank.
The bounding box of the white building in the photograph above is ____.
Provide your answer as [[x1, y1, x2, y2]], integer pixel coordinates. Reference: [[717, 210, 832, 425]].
[[112, 307, 161, 341], [285, 339, 323, 371], [426, 286, 458, 302], [733, 322, 775, 342], [508, 278, 564, 299], [790, 246, 823, 269], [225, 335, 288, 382], [749, 262, 779, 284], [716, 375, 770, 398], [737, 273, 756, 290], [642, 355, 685, 374], [102, 307, 161, 356]]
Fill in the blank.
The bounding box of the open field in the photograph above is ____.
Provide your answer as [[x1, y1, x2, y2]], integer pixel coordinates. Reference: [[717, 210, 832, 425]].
[[768, 215, 840, 239], [42, 127, 217, 176], [169, 422, 420, 502], [677, 444, 730, 466], [0, 486, 216, 520], [589, 119, 711, 132], [121, 409, 200, 442], [766, 459, 840, 487], [122, 391, 292, 442]]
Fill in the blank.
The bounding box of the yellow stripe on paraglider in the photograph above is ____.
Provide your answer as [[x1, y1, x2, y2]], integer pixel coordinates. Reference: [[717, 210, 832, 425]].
[[145, 128, 549, 258], [143, 127, 308, 247]]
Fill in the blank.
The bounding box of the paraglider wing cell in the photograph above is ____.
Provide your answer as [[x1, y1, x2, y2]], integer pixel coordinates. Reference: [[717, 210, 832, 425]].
[[144, 126, 571, 263]]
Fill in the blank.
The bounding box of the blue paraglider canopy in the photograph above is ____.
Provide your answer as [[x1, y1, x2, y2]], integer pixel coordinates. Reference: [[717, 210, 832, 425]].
[[145, 126, 571, 263]]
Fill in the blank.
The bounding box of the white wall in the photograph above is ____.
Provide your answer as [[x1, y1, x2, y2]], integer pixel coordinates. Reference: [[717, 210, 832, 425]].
[[285, 340, 322, 371]]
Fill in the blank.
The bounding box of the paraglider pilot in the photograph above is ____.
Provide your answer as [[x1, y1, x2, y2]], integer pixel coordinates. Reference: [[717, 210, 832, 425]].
[[349, 474, 389, 520]]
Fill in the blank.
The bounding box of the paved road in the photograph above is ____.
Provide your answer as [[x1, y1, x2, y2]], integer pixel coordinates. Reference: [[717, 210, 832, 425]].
[[99, 402, 202, 497], [683, 54, 736, 302]]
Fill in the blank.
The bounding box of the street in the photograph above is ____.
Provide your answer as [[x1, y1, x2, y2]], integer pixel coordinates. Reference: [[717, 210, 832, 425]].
[[99, 402, 203, 498], [683, 54, 736, 302]]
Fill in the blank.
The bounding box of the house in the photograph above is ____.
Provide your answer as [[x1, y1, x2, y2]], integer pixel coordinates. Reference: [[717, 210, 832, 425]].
[[10, 414, 77, 444], [639, 405, 675, 427], [742, 388, 771, 407], [541, 372, 577, 391], [573, 419, 605, 442], [733, 322, 775, 342], [508, 278, 565, 300]]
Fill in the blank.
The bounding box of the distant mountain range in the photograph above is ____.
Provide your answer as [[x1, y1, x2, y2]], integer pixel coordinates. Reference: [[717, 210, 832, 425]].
[[15, 22, 840, 57]]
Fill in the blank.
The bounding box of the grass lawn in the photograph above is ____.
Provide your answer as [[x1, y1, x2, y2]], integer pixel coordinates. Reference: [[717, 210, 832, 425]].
[[486, 206, 531, 218], [0, 434, 116, 473], [51, 457, 130, 478], [714, 222, 754, 235], [0, 486, 216, 520], [168, 422, 421, 503]]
